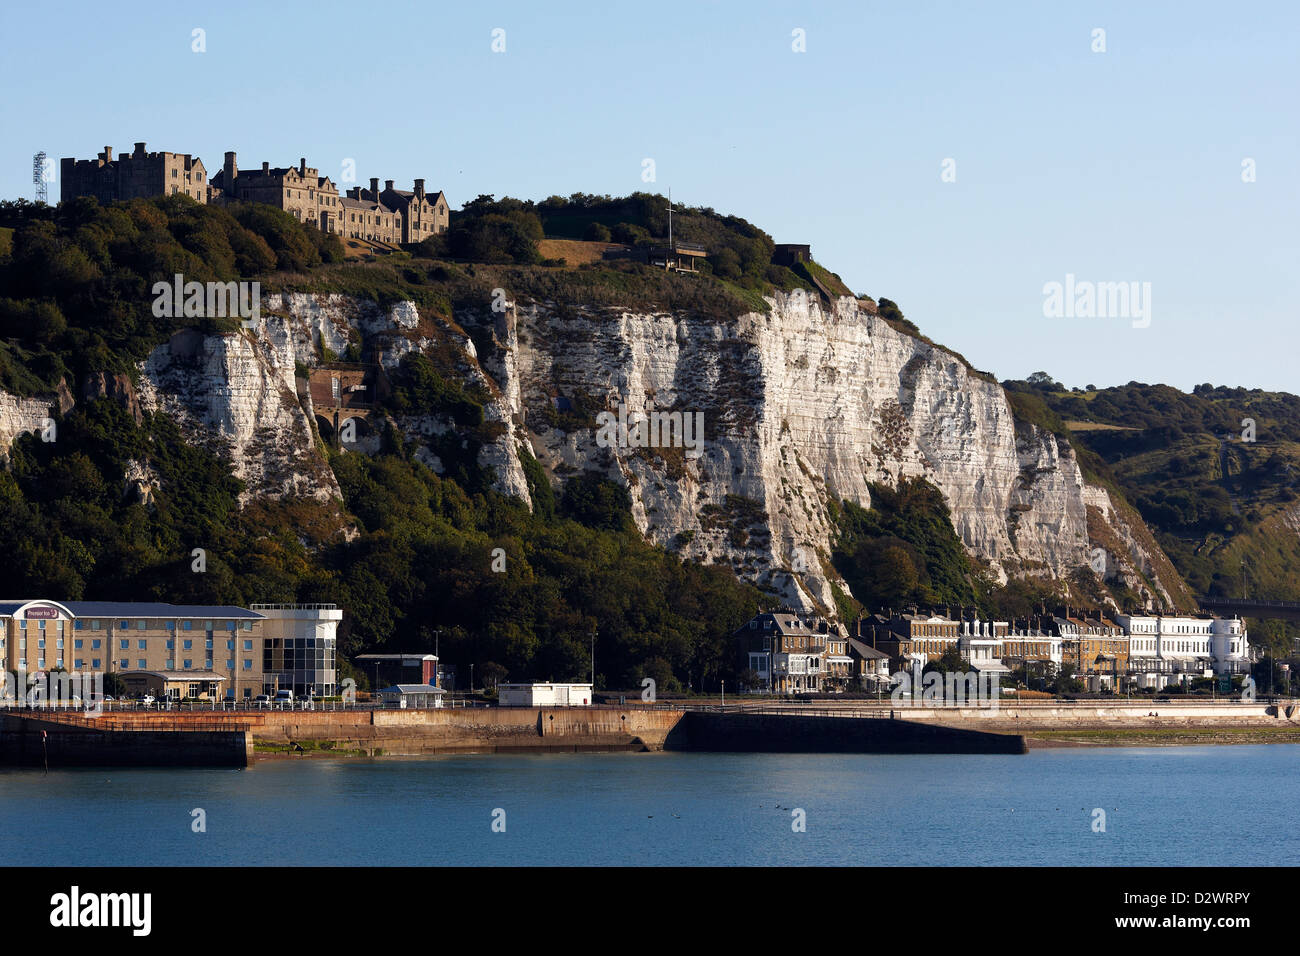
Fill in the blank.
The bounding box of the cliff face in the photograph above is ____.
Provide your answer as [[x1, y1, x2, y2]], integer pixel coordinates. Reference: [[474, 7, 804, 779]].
[[132, 294, 533, 507], [0, 390, 54, 463], [478, 290, 1189, 613], [1, 287, 1190, 615]]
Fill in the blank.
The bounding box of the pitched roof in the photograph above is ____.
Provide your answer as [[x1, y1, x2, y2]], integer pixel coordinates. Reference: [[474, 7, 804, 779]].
[[61, 602, 262, 619], [340, 197, 393, 213], [847, 638, 890, 660], [379, 684, 445, 695]]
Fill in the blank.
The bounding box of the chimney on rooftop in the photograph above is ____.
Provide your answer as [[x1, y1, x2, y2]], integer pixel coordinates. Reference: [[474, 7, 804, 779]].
[[384, 179, 394, 192], [299, 157, 307, 175], [263, 161, 269, 173], [101, 146, 113, 163], [414, 178, 425, 198], [134, 142, 146, 157], [224, 151, 237, 188], [370, 177, 379, 200]]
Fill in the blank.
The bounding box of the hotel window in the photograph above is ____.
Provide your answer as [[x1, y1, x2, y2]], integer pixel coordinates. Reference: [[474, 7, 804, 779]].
[[74, 639, 83, 649], [92, 620, 102, 630], [74, 620, 85, 631], [227, 659, 235, 670], [166, 639, 174, 650], [205, 639, 213, 650], [166, 622, 175, 630], [75, 659, 84, 668], [92, 659, 101, 668], [227, 640, 235, 650], [38, 619, 47, 630], [138, 640, 146, 650], [204, 621, 213, 631], [18, 620, 25, 630], [137, 621, 146, 630], [56, 638, 63, 649], [244, 640, 252, 651], [166, 659, 174, 669], [119, 659, 128, 669], [205, 659, 213, 669], [37, 638, 45, 649], [120, 639, 129, 650], [183, 659, 192, 669], [182, 621, 192, 631], [137, 659, 146, 669], [243, 660, 252, 670], [119, 620, 128, 629], [92, 639, 101, 649], [226, 621, 237, 631], [183, 640, 192, 650]]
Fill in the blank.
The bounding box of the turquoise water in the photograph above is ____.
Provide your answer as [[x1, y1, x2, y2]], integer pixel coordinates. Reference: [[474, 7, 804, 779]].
[[3, 746, 1297, 866]]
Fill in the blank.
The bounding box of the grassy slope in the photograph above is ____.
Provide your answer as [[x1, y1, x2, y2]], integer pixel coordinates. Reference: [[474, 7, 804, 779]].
[[1027, 384, 1300, 640]]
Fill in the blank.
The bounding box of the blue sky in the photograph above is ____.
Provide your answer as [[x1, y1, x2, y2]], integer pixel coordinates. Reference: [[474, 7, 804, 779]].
[[2, 0, 1296, 392]]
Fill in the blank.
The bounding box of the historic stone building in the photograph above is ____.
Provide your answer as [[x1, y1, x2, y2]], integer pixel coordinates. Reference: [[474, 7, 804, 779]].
[[59, 144, 450, 246], [60, 143, 213, 205], [209, 152, 342, 232], [338, 194, 401, 244], [345, 177, 449, 243]]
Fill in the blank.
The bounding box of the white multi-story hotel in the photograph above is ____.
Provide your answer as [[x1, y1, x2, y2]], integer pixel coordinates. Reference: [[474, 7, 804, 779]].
[[1114, 614, 1250, 689]]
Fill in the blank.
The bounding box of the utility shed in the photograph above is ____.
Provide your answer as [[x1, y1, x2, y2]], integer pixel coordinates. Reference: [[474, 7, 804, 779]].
[[377, 684, 445, 709], [498, 683, 593, 707]]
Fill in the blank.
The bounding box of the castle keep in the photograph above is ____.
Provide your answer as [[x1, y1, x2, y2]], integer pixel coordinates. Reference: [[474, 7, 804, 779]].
[[59, 143, 448, 245], [61, 143, 214, 205]]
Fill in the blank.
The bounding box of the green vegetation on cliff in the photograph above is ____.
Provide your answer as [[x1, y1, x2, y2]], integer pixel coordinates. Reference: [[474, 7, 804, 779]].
[[1006, 375, 1300, 650], [0, 197, 772, 691]]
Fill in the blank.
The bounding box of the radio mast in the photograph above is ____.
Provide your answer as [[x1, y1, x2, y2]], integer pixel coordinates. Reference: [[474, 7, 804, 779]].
[[33, 151, 49, 204]]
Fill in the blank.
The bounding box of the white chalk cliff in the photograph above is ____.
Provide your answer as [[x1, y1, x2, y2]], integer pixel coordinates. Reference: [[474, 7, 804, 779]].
[[0, 287, 1188, 615]]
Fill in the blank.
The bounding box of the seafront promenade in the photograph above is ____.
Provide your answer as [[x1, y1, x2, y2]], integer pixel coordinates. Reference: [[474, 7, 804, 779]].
[[2, 697, 1296, 766]]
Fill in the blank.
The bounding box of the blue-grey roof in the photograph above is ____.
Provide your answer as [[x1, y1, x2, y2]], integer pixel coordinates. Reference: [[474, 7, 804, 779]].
[[379, 684, 444, 694], [60, 602, 263, 619]]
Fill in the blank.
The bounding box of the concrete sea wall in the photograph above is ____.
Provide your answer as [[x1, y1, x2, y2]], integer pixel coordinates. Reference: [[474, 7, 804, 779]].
[[669, 711, 1027, 754], [0, 714, 251, 767]]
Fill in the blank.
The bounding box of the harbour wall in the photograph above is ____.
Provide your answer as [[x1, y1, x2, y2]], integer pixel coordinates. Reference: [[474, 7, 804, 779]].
[[0, 714, 251, 767], [12, 699, 1288, 764], [668, 711, 1027, 754]]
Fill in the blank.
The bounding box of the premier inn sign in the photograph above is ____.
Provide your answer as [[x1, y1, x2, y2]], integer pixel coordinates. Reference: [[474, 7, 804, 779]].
[[25, 606, 60, 619]]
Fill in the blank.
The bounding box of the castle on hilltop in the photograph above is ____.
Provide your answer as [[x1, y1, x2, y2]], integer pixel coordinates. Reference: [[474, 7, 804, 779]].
[[59, 142, 448, 245]]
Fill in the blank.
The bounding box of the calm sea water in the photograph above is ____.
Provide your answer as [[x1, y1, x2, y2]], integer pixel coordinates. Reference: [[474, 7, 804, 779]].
[[3, 746, 1297, 866]]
